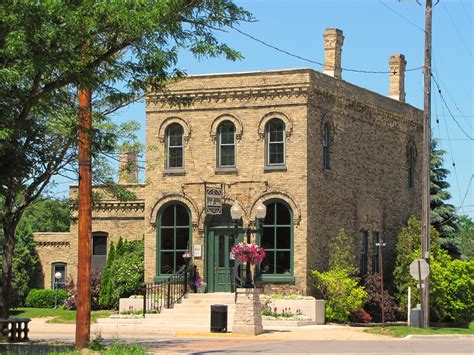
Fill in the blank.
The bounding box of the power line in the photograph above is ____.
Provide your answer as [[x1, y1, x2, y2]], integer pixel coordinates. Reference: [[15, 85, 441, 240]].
[[442, 1, 473, 58], [431, 74, 474, 141], [231, 26, 423, 74], [378, 0, 426, 32], [458, 0, 473, 25], [439, 174, 474, 225]]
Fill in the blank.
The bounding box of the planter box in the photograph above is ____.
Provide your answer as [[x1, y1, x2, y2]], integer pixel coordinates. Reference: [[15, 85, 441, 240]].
[[265, 299, 325, 324], [119, 298, 144, 313]]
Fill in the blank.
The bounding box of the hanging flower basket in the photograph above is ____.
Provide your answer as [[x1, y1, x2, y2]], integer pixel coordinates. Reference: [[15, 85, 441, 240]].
[[231, 242, 265, 265]]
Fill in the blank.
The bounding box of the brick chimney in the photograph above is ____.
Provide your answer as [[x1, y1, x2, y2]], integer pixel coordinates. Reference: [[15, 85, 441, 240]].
[[118, 152, 138, 184], [388, 53, 406, 102], [323, 28, 344, 79]]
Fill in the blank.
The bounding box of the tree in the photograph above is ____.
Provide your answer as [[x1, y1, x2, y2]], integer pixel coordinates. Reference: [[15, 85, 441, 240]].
[[0, 1, 251, 317], [430, 139, 459, 257], [455, 215, 474, 261], [11, 198, 69, 307]]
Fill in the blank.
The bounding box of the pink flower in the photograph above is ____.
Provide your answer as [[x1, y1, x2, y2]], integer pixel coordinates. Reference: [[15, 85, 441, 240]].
[[231, 242, 266, 265]]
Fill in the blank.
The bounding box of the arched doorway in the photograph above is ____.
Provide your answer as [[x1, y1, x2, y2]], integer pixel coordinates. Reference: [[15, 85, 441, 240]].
[[205, 205, 243, 292]]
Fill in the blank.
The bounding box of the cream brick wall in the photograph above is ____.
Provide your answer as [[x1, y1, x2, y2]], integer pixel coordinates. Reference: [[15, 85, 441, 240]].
[[34, 68, 422, 295]]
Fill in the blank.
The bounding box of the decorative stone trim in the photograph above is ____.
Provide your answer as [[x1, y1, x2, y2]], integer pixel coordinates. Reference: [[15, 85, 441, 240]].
[[36, 241, 70, 248], [70, 201, 145, 212], [250, 190, 302, 225], [406, 136, 418, 161], [157, 116, 192, 143], [257, 111, 293, 139], [147, 84, 310, 105], [149, 192, 199, 226], [210, 113, 243, 141]]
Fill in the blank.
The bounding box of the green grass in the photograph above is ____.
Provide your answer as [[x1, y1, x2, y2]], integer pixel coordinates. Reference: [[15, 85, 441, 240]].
[[9, 308, 114, 324], [365, 321, 474, 337]]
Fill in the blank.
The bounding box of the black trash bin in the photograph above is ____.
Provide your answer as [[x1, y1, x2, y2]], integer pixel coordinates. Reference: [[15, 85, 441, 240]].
[[210, 304, 228, 333]]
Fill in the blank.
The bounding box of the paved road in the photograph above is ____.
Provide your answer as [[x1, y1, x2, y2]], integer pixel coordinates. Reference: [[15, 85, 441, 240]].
[[3, 336, 471, 354]]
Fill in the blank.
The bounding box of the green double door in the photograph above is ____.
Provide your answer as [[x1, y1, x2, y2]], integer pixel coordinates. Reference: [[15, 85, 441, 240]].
[[206, 229, 242, 292]]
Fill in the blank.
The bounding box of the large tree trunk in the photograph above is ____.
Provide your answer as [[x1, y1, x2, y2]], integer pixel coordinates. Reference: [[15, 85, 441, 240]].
[[0, 224, 15, 319]]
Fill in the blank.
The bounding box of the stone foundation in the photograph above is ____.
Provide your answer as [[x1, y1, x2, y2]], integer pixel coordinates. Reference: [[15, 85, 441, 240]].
[[232, 288, 263, 335]]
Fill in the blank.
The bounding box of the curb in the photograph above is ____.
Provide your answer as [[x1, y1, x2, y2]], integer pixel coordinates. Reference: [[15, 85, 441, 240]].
[[404, 334, 474, 340]]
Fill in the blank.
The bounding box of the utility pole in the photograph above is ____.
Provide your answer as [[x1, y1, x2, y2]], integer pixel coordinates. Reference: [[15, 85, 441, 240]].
[[421, 0, 432, 328], [75, 88, 92, 348]]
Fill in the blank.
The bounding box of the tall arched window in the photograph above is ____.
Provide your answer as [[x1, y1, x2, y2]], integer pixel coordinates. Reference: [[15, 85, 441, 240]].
[[322, 123, 330, 170], [92, 232, 107, 270], [259, 201, 293, 279], [266, 119, 286, 166], [217, 121, 236, 168], [407, 146, 415, 188], [166, 123, 184, 169], [157, 203, 191, 275]]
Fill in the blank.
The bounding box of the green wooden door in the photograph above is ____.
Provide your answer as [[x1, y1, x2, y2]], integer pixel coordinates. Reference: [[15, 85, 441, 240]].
[[207, 230, 240, 292]]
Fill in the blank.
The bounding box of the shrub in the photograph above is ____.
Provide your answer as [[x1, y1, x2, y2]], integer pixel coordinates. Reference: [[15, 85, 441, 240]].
[[349, 309, 372, 323], [363, 273, 398, 322], [64, 269, 102, 310], [98, 238, 144, 309], [394, 216, 474, 323], [25, 289, 68, 308], [312, 268, 367, 322], [329, 228, 357, 273]]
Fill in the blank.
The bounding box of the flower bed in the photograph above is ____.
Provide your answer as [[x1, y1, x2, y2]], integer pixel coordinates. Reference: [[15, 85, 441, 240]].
[[260, 294, 325, 324]]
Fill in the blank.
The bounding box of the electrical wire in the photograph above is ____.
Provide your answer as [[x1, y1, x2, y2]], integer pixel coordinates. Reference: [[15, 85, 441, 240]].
[[442, 1, 473, 58], [439, 174, 474, 225], [378, 0, 426, 33], [231, 26, 423, 74]]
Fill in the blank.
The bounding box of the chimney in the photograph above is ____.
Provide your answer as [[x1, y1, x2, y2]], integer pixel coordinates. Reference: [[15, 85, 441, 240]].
[[388, 53, 406, 102], [323, 28, 344, 79], [119, 152, 138, 184]]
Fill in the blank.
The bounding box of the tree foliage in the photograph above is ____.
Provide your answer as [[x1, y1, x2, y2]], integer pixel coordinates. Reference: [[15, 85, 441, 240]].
[[393, 216, 474, 323], [0, 0, 251, 317], [10, 198, 69, 307], [328, 228, 356, 273], [430, 140, 459, 256], [99, 237, 144, 309]]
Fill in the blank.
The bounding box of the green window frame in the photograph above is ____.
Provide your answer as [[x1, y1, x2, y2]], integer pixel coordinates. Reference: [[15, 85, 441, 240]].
[[266, 119, 286, 166], [217, 121, 236, 168], [166, 123, 184, 169], [372, 231, 380, 273], [51, 262, 67, 289], [156, 202, 191, 280], [257, 200, 294, 282]]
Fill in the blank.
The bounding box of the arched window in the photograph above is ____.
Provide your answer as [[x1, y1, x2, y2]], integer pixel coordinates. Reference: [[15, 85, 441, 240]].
[[157, 203, 191, 275], [92, 232, 107, 270], [322, 123, 330, 170], [266, 119, 286, 166], [166, 123, 184, 169], [407, 146, 415, 188], [51, 262, 67, 289], [217, 121, 236, 168], [259, 201, 293, 278]]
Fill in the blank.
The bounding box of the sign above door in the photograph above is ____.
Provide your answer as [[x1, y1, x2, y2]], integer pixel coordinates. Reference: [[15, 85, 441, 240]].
[[205, 187, 222, 215]]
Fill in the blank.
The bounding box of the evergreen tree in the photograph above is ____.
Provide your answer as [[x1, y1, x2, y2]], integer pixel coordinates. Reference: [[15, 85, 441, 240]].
[[430, 139, 459, 257], [98, 241, 115, 309]]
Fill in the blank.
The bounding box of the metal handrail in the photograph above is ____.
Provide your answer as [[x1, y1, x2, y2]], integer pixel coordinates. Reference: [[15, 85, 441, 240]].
[[143, 264, 189, 316]]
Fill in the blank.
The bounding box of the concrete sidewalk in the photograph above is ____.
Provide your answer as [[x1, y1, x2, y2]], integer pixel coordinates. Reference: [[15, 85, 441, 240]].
[[27, 317, 385, 343]]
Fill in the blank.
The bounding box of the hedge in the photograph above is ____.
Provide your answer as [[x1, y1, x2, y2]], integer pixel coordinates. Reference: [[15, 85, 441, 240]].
[[25, 289, 68, 308]]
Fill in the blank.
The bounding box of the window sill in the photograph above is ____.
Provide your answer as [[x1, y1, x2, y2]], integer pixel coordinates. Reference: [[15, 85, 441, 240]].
[[256, 275, 295, 283], [154, 275, 175, 283], [264, 165, 287, 172], [163, 168, 185, 176], [215, 167, 238, 175]]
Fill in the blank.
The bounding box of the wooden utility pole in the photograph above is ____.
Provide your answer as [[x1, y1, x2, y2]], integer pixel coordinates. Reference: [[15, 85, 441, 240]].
[[75, 88, 92, 348], [421, 0, 432, 328]]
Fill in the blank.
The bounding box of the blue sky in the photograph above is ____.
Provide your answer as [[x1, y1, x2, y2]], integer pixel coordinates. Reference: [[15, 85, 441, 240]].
[[57, 0, 474, 217]]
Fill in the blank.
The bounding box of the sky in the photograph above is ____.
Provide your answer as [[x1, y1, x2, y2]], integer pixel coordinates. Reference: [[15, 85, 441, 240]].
[[55, 0, 474, 217]]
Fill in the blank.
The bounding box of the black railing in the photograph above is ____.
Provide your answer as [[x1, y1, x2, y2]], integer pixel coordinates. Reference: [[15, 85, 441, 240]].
[[143, 264, 189, 315]]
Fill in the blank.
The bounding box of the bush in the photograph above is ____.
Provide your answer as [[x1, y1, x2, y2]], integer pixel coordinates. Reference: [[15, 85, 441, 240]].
[[99, 238, 144, 309], [363, 273, 398, 322], [394, 216, 474, 323], [312, 268, 367, 322], [349, 309, 372, 323], [25, 289, 68, 308], [64, 269, 102, 310]]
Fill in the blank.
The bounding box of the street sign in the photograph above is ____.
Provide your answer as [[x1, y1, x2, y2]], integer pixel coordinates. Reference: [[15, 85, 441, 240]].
[[205, 187, 222, 215], [410, 259, 430, 280]]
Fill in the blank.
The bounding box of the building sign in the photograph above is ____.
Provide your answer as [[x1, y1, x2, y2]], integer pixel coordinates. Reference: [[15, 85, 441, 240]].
[[193, 244, 202, 258], [205, 187, 222, 215]]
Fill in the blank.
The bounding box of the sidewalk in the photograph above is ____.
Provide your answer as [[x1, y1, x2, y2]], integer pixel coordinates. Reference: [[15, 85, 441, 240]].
[[27, 317, 386, 343]]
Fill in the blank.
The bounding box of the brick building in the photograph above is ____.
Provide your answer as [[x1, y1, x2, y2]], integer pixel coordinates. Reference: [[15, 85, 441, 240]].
[[34, 28, 422, 294]]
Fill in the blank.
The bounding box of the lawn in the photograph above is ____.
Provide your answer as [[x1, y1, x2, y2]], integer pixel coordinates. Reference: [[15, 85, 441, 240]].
[[10, 308, 114, 324], [365, 321, 474, 337]]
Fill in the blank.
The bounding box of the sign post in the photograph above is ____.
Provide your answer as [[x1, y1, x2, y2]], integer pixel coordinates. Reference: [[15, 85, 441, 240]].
[[409, 259, 430, 327]]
